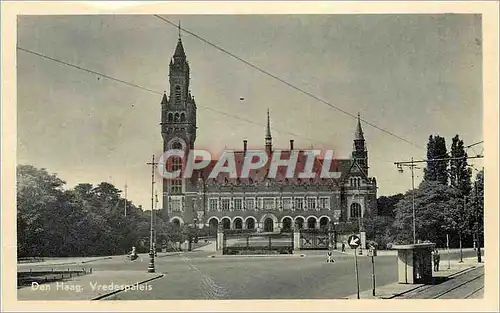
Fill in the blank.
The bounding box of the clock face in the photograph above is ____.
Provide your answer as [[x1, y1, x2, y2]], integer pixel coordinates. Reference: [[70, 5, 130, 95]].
[[168, 137, 186, 150]]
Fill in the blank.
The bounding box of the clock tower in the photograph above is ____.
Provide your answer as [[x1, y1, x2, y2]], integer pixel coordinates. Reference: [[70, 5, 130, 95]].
[[161, 33, 197, 222]]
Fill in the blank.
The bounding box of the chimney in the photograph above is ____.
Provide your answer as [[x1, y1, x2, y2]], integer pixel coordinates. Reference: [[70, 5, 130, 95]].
[[243, 140, 248, 155], [290, 140, 294, 150]]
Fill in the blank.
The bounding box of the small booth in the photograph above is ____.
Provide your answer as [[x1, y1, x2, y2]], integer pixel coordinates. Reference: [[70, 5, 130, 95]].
[[391, 243, 435, 284]]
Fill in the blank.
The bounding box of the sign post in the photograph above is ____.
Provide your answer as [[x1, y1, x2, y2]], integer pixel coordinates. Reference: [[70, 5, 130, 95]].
[[348, 235, 361, 299], [368, 246, 377, 296]]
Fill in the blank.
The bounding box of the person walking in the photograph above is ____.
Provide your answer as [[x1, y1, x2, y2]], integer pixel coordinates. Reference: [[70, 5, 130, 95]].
[[341, 242, 346, 252], [433, 248, 441, 272]]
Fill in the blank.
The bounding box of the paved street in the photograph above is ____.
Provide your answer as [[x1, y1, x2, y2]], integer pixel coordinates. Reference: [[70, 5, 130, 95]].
[[105, 251, 397, 299], [17, 249, 483, 300]]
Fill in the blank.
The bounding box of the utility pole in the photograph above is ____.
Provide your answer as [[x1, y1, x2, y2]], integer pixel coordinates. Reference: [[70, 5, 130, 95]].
[[395, 157, 418, 244], [411, 157, 416, 244], [475, 179, 482, 263], [459, 200, 464, 263], [146, 155, 158, 273], [154, 190, 159, 256], [395, 154, 483, 244], [124, 183, 128, 217]]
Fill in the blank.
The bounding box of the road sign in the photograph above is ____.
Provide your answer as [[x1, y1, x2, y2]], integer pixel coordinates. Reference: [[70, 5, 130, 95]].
[[348, 235, 361, 249]]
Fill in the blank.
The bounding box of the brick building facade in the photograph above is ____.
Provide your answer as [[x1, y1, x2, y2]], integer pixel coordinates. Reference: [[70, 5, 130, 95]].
[[160, 36, 377, 233]]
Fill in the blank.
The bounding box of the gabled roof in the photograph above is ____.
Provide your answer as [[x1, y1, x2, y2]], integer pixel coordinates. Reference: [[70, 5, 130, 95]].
[[189, 150, 356, 185]]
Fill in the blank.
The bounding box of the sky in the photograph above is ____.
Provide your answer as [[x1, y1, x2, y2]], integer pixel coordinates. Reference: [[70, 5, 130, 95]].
[[17, 14, 483, 209]]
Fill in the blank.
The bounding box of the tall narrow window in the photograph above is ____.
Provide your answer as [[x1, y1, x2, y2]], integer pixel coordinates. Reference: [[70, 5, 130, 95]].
[[245, 198, 255, 210], [221, 198, 230, 211], [175, 85, 181, 105], [209, 198, 218, 211], [234, 198, 242, 211], [350, 202, 362, 218]]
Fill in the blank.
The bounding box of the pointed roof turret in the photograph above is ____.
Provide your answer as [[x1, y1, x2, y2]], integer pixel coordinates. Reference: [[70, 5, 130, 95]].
[[173, 21, 186, 58], [265, 109, 272, 155], [266, 108, 272, 140], [174, 39, 186, 58], [355, 112, 364, 141], [161, 91, 168, 105]]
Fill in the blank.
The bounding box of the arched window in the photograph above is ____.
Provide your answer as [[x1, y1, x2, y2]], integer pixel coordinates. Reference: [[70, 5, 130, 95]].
[[350, 202, 362, 218], [171, 142, 182, 150], [174, 113, 180, 123], [180, 113, 186, 122], [168, 113, 173, 122], [175, 85, 181, 104]]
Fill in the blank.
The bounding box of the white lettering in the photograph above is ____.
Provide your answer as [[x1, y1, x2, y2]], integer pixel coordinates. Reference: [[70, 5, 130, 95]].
[[209, 151, 237, 179], [158, 150, 184, 179], [268, 150, 298, 179], [321, 150, 342, 179], [183, 150, 211, 178], [298, 150, 321, 179], [241, 150, 268, 178]]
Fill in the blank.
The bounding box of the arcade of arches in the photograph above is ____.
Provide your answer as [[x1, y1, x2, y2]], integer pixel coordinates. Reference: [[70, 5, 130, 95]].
[[203, 215, 332, 234]]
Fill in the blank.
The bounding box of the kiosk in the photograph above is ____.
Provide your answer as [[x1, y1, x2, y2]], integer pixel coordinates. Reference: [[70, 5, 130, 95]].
[[391, 243, 435, 284]]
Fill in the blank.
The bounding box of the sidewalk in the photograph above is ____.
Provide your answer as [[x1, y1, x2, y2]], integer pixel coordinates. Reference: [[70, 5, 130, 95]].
[[17, 270, 164, 301], [344, 257, 483, 299], [17, 251, 186, 269], [17, 256, 114, 268]]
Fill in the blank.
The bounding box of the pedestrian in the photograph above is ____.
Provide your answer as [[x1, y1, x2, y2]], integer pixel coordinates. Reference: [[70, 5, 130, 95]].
[[341, 242, 346, 252], [433, 248, 440, 272]]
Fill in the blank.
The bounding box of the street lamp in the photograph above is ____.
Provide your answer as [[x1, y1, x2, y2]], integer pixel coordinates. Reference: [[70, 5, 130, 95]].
[[146, 155, 157, 273], [395, 158, 419, 244]]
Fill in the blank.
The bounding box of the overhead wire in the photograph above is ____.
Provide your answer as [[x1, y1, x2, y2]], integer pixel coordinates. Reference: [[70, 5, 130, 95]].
[[153, 14, 423, 150]]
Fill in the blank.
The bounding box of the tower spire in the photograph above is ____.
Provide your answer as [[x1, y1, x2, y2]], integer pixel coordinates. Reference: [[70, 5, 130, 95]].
[[173, 20, 186, 58], [265, 109, 272, 155], [266, 108, 272, 139], [355, 112, 364, 141], [178, 20, 181, 40]]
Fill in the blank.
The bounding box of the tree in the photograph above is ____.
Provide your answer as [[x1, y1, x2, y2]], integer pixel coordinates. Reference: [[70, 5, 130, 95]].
[[17, 164, 157, 257], [392, 180, 460, 246], [450, 135, 472, 196], [17, 165, 66, 257], [424, 135, 437, 181], [376, 194, 404, 218], [424, 135, 449, 185], [363, 215, 395, 249]]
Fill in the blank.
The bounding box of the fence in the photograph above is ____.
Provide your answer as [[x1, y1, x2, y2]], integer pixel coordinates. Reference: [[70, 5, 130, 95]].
[[222, 232, 294, 255], [300, 229, 333, 250]]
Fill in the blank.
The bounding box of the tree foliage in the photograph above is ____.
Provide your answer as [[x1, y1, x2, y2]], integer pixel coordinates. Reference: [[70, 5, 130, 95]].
[[392, 181, 462, 246], [376, 193, 404, 218], [17, 165, 183, 258], [450, 134, 472, 196], [424, 135, 449, 185]]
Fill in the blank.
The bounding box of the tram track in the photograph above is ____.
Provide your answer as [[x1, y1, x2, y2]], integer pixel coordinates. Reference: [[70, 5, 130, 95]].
[[464, 286, 484, 299], [431, 271, 484, 299]]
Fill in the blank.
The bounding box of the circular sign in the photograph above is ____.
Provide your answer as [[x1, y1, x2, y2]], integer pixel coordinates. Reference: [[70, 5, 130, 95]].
[[348, 235, 361, 249]]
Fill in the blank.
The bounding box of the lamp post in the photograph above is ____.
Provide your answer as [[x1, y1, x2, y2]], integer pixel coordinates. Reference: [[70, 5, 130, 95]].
[[474, 180, 482, 263], [396, 158, 418, 244], [146, 155, 157, 273]]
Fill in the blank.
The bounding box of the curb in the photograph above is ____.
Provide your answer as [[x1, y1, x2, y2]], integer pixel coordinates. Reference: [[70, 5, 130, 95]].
[[447, 265, 478, 279], [384, 266, 480, 300], [91, 274, 164, 300], [81, 257, 112, 264], [156, 252, 183, 258], [208, 254, 306, 259]]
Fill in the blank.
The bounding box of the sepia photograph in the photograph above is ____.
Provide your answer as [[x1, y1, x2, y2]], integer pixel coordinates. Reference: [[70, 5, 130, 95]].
[[2, 1, 499, 312]]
